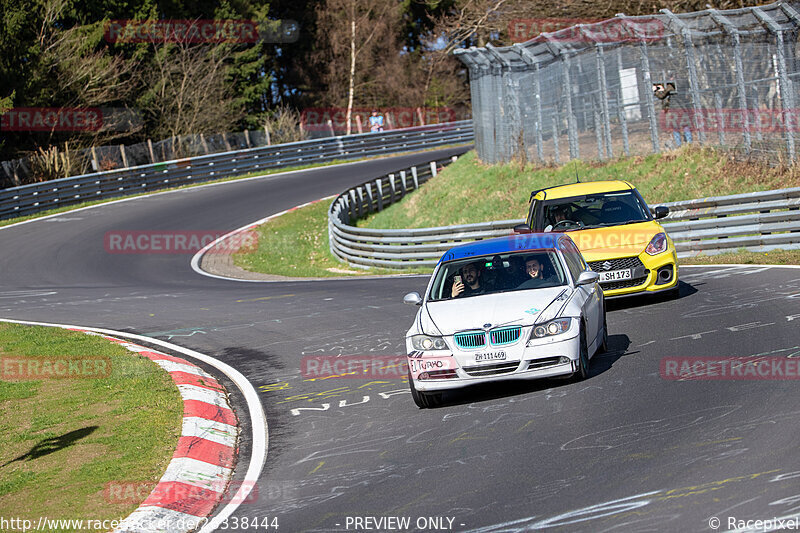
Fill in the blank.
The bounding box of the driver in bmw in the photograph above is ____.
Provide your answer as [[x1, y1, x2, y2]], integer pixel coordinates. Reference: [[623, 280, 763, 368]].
[[451, 262, 485, 298]]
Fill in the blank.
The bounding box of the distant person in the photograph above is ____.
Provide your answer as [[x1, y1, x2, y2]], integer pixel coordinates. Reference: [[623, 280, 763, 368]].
[[654, 82, 692, 148], [369, 110, 384, 132], [451, 262, 484, 298]]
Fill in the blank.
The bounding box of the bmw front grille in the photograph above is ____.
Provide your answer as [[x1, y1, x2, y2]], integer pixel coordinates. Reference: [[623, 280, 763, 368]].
[[489, 326, 521, 346], [454, 331, 486, 349]]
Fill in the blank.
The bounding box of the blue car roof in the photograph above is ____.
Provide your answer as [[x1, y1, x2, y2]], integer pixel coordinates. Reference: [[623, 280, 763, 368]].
[[438, 233, 563, 264]]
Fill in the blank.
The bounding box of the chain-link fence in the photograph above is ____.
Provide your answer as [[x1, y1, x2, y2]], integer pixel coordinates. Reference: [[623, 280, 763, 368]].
[[455, 1, 800, 165]]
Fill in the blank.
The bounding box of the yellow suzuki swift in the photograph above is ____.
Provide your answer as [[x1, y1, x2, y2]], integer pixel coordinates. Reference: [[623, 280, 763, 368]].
[[515, 180, 678, 297]]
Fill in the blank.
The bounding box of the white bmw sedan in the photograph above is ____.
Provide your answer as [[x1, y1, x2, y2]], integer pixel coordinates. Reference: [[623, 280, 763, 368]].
[[403, 233, 607, 408]]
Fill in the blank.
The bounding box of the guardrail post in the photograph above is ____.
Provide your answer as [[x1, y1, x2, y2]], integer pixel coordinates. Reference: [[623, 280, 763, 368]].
[[365, 182, 374, 213], [389, 173, 396, 203], [430, 161, 437, 177], [399, 170, 407, 197], [356, 186, 365, 217], [376, 178, 384, 211], [349, 189, 359, 219], [411, 166, 419, 189]]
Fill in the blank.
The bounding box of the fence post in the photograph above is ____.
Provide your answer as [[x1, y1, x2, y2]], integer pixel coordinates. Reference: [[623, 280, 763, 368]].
[[715, 93, 726, 146], [596, 45, 613, 159], [119, 145, 129, 168], [615, 49, 631, 157], [513, 44, 544, 162], [244, 130, 251, 148], [91, 146, 99, 171], [754, 6, 795, 163], [556, 51, 579, 160], [710, 10, 751, 154], [147, 139, 156, 163], [640, 39, 660, 153], [594, 106, 605, 159], [552, 113, 561, 164], [264, 124, 271, 145], [661, 9, 707, 145]]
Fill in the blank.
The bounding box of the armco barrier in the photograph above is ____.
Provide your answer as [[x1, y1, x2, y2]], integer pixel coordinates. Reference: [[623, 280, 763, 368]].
[[0, 121, 474, 220], [329, 175, 800, 268]]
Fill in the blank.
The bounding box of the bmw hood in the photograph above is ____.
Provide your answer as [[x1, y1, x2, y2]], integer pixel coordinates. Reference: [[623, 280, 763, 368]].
[[421, 287, 571, 336]]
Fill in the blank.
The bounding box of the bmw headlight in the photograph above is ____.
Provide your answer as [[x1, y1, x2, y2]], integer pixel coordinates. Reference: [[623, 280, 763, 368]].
[[528, 318, 572, 342], [645, 232, 668, 255], [411, 335, 449, 351]]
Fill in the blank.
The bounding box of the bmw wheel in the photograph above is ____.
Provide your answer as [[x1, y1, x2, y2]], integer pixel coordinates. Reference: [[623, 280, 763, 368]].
[[408, 371, 443, 408], [599, 305, 609, 354], [572, 322, 590, 381]]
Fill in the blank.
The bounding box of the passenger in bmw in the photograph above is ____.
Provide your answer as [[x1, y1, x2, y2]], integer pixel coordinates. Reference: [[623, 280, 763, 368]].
[[451, 262, 485, 298]]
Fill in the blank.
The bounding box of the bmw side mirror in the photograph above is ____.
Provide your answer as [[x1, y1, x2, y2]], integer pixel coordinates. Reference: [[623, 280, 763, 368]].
[[403, 292, 422, 306], [652, 206, 669, 219], [576, 271, 600, 286], [513, 223, 532, 234]]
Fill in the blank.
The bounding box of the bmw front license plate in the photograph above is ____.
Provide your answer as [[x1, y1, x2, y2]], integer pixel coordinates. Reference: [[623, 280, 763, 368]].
[[599, 269, 632, 282], [475, 351, 506, 362]]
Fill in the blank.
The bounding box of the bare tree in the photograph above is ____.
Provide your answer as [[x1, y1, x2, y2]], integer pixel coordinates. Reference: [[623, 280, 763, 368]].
[[138, 40, 244, 142], [315, 0, 402, 133]]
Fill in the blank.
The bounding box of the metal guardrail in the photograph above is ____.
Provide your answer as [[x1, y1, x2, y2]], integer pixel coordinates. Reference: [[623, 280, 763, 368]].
[[329, 176, 800, 268], [0, 121, 474, 220]]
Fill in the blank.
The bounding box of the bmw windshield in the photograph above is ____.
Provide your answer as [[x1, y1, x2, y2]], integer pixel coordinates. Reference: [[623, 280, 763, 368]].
[[538, 190, 651, 232], [428, 250, 567, 302]]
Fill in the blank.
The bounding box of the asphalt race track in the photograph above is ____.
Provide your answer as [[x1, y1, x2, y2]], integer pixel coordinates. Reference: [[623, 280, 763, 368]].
[[1, 147, 800, 533]]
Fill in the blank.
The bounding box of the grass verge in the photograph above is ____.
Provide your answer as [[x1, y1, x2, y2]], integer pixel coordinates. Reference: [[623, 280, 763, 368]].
[[234, 146, 799, 278], [0, 324, 183, 530], [357, 147, 800, 229], [678, 249, 800, 266], [233, 199, 431, 277]]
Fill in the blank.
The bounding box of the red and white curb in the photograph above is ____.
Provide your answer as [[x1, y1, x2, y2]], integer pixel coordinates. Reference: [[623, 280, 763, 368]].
[[2, 316, 266, 533], [62, 329, 239, 532]]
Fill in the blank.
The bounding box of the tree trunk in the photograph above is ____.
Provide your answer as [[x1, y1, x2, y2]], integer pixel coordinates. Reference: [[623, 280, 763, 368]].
[[346, 6, 356, 136]]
